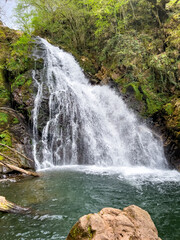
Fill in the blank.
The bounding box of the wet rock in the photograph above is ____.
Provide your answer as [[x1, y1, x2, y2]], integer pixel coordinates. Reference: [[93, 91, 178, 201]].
[[0, 24, 35, 175], [0, 107, 34, 173], [0, 196, 29, 213], [152, 98, 180, 170], [67, 206, 161, 240]]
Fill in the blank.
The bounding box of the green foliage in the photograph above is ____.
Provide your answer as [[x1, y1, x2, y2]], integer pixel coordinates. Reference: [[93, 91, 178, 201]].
[[163, 103, 174, 115], [100, 33, 147, 69], [13, 117, 19, 124], [125, 82, 143, 101], [148, 51, 179, 90], [11, 74, 26, 89], [142, 86, 165, 116], [0, 69, 10, 105], [16, 0, 95, 52], [0, 112, 8, 126], [0, 130, 12, 147], [15, 0, 180, 118], [7, 33, 34, 75]]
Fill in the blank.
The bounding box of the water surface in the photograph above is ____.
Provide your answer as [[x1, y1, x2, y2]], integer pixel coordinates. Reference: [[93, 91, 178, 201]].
[[0, 166, 180, 240]]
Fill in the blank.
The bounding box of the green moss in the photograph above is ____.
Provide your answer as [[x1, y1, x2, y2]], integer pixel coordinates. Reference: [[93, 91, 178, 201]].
[[7, 34, 34, 74], [25, 78, 32, 87], [68, 222, 94, 240], [141, 86, 164, 116], [0, 69, 10, 106], [0, 87, 10, 99], [146, 98, 162, 115], [0, 130, 12, 147], [11, 74, 26, 89], [163, 103, 174, 115], [114, 77, 128, 87], [70, 224, 81, 239], [0, 29, 6, 39], [13, 117, 19, 124], [0, 112, 8, 126], [87, 226, 93, 239], [125, 82, 143, 101]]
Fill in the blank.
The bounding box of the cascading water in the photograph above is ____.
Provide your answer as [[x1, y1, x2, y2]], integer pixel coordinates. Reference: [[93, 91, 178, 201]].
[[32, 38, 167, 170]]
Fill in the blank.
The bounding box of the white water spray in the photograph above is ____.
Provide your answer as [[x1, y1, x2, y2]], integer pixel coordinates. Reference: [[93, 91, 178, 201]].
[[32, 38, 167, 170]]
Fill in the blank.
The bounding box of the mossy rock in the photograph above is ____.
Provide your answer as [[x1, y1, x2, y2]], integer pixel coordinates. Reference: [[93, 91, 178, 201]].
[[0, 69, 10, 107], [163, 103, 174, 116], [0, 111, 20, 131], [140, 85, 167, 116], [0, 110, 31, 172], [0, 112, 9, 128], [125, 82, 143, 101], [165, 99, 180, 132], [10, 70, 34, 117], [67, 221, 94, 240], [0, 130, 12, 147], [35, 58, 44, 70], [0, 29, 6, 41], [12, 117, 19, 124]]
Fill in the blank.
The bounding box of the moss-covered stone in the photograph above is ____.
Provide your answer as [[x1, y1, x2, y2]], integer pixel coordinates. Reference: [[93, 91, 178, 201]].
[[125, 82, 143, 101], [163, 103, 174, 116], [0, 130, 12, 147], [0, 66, 10, 107], [12, 117, 19, 124], [0, 24, 34, 175], [165, 99, 180, 132], [0, 112, 8, 126], [0, 109, 32, 172], [70, 223, 82, 239]]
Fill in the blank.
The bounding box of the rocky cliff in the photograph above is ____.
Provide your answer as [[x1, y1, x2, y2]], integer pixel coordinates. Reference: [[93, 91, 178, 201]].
[[0, 22, 34, 176], [0, 21, 179, 173]]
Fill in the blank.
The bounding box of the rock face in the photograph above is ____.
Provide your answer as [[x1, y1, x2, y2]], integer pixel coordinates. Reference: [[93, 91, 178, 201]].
[[67, 206, 161, 240], [0, 23, 34, 175]]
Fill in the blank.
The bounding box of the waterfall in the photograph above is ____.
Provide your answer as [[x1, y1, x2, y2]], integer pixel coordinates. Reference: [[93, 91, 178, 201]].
[[32, 38, 167, 170]]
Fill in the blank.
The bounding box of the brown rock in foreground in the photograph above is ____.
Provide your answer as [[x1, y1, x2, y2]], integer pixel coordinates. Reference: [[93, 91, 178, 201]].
[[66, 205, 162, 240]]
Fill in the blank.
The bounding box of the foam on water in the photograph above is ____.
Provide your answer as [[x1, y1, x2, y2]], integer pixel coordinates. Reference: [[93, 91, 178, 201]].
[[38, 165, 180, 185]]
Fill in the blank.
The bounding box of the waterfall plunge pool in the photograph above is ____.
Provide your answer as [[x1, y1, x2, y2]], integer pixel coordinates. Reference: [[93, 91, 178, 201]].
[[0, 166, 180, 240]]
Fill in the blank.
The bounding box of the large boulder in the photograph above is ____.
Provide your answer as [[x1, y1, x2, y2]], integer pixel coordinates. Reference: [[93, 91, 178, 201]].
[[67, 206, 161, 240]]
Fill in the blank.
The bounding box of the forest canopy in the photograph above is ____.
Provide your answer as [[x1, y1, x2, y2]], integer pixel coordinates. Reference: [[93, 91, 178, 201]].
[[15, 0, 180, 116]]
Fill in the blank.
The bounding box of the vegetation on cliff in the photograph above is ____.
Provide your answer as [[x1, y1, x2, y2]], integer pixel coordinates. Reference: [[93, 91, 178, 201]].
[[0, 0, 179, 168], [14, 0, 179, 167], [0, 22, 34, 174], [15, 0, 179, 113]]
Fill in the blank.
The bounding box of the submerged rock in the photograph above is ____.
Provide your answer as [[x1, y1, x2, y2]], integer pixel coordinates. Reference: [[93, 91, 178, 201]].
[[67, 206, 161, 240]]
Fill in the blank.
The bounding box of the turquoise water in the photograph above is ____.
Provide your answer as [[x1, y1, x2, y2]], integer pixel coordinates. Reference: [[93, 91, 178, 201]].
[[0, 166, 180, 240]]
